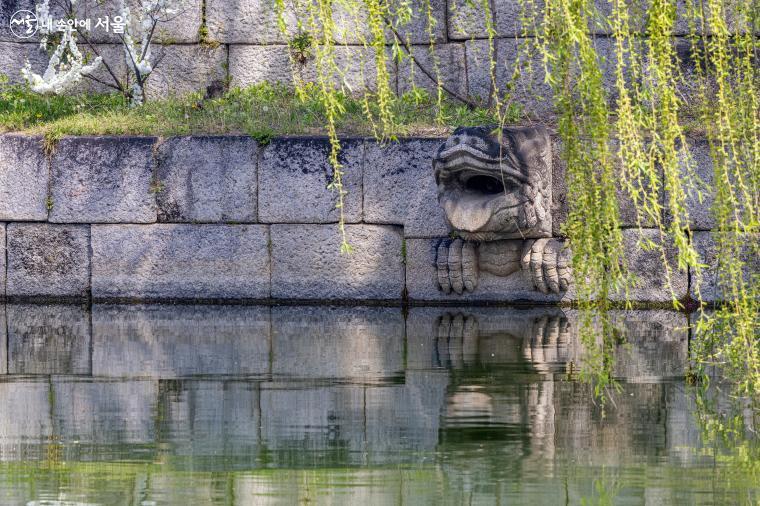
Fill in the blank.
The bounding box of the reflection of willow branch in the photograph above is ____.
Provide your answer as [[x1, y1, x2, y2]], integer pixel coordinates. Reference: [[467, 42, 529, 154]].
[[693, 383, 758, 466], [384, 20, 479, 109]]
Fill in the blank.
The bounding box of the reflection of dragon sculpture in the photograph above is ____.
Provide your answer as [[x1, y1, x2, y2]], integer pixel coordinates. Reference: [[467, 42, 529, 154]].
[[433, 126, 570, 294]]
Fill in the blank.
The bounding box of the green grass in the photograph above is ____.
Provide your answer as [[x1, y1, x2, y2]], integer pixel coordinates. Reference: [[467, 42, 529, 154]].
[[0, 76, 520, 142]]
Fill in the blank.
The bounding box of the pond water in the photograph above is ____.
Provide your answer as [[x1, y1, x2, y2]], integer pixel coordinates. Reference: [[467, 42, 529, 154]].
[[0, 304, 756, 505]]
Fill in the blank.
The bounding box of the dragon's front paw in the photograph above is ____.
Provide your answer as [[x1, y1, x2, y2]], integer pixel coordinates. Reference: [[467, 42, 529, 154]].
[[520, 238, 571, 294], [436, 238, 478, 294]]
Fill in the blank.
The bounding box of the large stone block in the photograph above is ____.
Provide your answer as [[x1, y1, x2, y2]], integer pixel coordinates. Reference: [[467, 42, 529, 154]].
[[616, 228, 688, 302], [386, 0, 447, 44], [91, 224, 270, 299], [271, 224, 404, 300], [0, 224, 5, 298], [363, 138, 449, 237], [448, 0, 692, 39], [690, 231, 759, 303], [271, 306, 404, 380], [6, 223, 90, 298], [0, 41, 47, 83], [145, 45, 227, 99], [397, 44, 467, 98], [405, 237, 575, 302], [466, 38, 616, 115], [552, 137, 661, 235], [62, 0, 202, 44], [672, 137, 714, 230], [206, 0, 294, 44], [229, 45, 385, 92], [92, 304, 270, 377], [208, 0, 444, 44], [447, 0, 527, 39], [50, 136, 157, 223], [258, 138, 363, 223], [0, 134, 48, 220], [465, 38, 554, 114], [7, 304, 91, 375], [156, 136, 258, 222]]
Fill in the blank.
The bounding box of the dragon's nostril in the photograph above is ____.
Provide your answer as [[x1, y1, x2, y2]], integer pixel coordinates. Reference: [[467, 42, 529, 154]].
[[465, 175, 505, 194]]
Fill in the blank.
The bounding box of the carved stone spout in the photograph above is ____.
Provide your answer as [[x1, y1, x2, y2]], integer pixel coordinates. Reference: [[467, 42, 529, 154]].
[[433, 126, 570, 294]]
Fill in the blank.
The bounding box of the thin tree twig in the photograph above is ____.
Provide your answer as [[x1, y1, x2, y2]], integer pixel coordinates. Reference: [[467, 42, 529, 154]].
[[385, 21, 480, 109], [76, 30, 125, 93]]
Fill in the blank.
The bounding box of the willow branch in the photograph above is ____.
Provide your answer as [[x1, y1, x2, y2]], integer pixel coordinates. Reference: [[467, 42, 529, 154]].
[[385, 22, 479, 109]]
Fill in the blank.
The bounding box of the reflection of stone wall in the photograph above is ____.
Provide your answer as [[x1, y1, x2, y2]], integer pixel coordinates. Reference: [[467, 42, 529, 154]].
[[1, 302, 743, 504], [0, 304, 701, 468], [0, 133, 726, 303]]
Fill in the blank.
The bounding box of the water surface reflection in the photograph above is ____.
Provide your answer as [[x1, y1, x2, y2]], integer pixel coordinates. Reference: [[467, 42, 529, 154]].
[[0, 304, 755, 505]]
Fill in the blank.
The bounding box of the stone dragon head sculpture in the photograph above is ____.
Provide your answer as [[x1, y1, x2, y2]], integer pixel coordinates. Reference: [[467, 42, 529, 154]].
[[433, 126, 570, 295], [434, 125, 552, 240]]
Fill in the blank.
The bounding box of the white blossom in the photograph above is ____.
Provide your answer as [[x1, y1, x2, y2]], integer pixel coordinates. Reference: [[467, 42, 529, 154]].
[[22, 17, 101, 95]]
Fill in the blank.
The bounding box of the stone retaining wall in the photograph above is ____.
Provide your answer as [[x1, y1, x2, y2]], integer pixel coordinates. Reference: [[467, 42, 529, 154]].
[[0, 133, 733, 303], [0, 0, 707, 112]]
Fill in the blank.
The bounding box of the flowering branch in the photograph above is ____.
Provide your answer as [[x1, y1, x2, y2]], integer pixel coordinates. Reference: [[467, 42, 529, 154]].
[[22, 0, 102, 95]]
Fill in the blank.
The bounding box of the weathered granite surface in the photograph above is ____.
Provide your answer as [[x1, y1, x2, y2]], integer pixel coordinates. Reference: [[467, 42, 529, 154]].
[[207, 0, 445, 45], [270, 224, 404, 300], [615, 228, 688, 302], [465, 38, 554, 112], [691, 231, 759, 303], [156, 136, 258, 222], [6, 223, 90, 298], [7, 303, 91, 374], [258, 138, 363, 223], [144, 45, 227, 100], [91, 304, 270, 376], [64, 0, 202, 44], [229, 45, 382, 91], [673, 138, 714, 230], [397, 44, 468, 98], [0, 135, 48, 220], [91, 224, 270, 299], [363, 138, 449, 237], [50, 136, 157, 223], [0, 42, 43, 84], [0, 224, 5, 298], [271, 306, 404, 380], [551, 138, 661, 234]]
